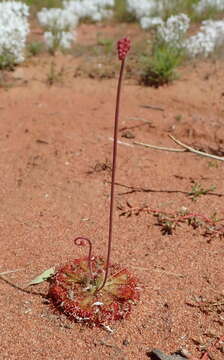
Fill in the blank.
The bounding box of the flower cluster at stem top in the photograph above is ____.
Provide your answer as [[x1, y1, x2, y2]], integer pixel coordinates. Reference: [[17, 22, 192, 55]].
[[117, 37, 131, 60]]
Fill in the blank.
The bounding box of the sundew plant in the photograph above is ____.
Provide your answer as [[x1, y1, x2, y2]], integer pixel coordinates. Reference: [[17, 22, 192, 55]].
[[28, 38, 140, 328], [0, 1, 29, 69]]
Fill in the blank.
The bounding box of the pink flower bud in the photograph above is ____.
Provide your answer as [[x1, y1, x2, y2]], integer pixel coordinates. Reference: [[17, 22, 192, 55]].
[[117, 37, 131, 61]]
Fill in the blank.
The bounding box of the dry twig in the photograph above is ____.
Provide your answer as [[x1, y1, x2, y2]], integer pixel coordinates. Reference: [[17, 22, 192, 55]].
[[140, 104, 164, 111], [119, 202, 224, 237], [134, 135, 224, 161], [0, 268, 26, 276]]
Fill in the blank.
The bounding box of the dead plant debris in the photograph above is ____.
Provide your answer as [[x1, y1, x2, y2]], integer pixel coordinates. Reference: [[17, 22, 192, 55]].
[[187, 294, 224, 320], [118, 202, 224, 238], [87, 159, 112, 174]]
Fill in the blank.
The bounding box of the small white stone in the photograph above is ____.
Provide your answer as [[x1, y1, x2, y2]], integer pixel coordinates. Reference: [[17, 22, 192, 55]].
[[92, 301, 104, 307], [102, 324, 115, 333]]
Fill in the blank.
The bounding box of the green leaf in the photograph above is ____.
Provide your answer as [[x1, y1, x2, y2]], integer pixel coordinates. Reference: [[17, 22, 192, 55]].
[[27, 267, 55, 287]]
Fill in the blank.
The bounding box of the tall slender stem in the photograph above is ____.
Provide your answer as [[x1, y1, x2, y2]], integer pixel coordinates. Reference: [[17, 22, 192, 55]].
[[97, 59, 125, 291]]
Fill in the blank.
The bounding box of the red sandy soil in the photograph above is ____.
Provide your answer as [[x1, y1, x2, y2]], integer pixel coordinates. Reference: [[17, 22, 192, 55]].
[[0, 24, 224, 360]]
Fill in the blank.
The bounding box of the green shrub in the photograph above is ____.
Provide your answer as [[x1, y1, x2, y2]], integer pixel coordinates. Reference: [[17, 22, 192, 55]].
[[113, 0, 136, 23], [159, 0, 222, 22], [0, 52, 17, 70], [97, 37, 114, 55], [161, 0, 200, 19], [191, 5, 224, 22], [140, 43, 185, 87], [24, 0, 63, 11], [27, 41, 44, 56]]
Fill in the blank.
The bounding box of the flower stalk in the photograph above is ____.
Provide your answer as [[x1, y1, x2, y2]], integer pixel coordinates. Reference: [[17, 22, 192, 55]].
[[47, 38, 139, 326], [97, 37, 131, 291], [74, 38, 131, 293]]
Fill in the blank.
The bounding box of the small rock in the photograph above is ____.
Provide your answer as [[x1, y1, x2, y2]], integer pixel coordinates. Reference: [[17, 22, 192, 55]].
[[122, 339, 130, 346], [147, 349, 188, 360], [121, 130, 135, 139]]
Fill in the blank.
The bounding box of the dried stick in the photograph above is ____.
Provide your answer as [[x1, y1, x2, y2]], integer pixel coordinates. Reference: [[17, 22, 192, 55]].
[[0, 268, 26, 276], [169, 135, 224, 161], [140, 104, 164, 111], [134, 140, 185, 152], [134, 135, 224, 161], [200, 335, 224, 360]]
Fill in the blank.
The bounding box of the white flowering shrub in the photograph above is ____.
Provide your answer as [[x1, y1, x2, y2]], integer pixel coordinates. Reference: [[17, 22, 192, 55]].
[[153, 13, 224, 58], [37, 8, 78, 53], [126, 0, 224, 29], [126, 0, 159, 19], [157, 14, 190, 47], [0, 1, 29, 68], [140, 16, 163, 30], [126, 0, 177, 18], [140, 13, 189, 87], [194, 0, 224, 14], [185, 19, 224, 57], [63, 0, 114, 22], [43, 31, 75, 50], [38, 8, 78, 31], [140, 40, 185, 87], [126, 0, 181, 29]]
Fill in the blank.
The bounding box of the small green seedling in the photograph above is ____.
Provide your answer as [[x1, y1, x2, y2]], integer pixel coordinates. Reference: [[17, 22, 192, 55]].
[[97, 37, 114, 55], [175, 114, 182, 122], [140, 43, 184, 87], [208, 160, 219, 168], [27, 41, 44, 57], [188, 182, 216, 201]]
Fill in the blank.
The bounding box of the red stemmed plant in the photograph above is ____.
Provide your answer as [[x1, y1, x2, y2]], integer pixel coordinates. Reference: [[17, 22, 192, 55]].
[[47, 38, 140, 327]]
